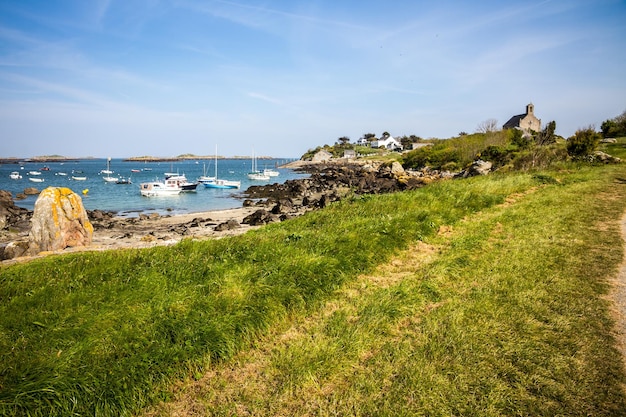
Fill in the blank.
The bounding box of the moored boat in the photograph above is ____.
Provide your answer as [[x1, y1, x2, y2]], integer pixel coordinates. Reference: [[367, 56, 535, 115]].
[[9, 171, 22, 180], [72, 176, 87, 181], [29, 177, 44, 183], [203, 145, 241, 189], [204, 179, 241, 189], [165, 174, 198, 192], [197, 162, 215, 184], [248, 150, 270, 180], [139, 180, 181, 196], [263, 168, 280, 177], [248, 171, 270, 180], [100, 157, 114, 175]]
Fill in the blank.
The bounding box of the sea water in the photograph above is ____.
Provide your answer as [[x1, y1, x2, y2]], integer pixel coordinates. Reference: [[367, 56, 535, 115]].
[[0, 158, 306, 217]]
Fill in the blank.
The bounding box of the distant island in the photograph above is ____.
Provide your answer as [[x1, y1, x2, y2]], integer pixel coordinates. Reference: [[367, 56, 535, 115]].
[[0, 155, 86, 164], [124, 154, 275, 162], [0, 154, 278, 164]]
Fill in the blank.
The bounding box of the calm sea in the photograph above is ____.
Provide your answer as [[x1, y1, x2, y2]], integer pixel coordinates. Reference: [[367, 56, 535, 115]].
[[0, 158, 306, 217]]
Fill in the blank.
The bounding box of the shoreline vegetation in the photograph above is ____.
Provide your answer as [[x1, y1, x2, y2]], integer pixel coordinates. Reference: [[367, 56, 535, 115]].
[[1, 135, 626, 415]]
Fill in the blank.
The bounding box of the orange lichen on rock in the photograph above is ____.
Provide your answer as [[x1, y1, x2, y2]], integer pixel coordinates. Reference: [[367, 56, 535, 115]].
[[27, 187, 93, 255]]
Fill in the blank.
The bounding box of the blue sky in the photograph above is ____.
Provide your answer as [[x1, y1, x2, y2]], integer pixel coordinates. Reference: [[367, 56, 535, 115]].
[[0, 0, 624, 158]]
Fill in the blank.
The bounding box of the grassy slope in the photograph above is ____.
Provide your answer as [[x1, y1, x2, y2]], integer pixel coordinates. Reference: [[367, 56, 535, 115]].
[[146, 165, 626, 416], [1, 159, 626, 416]]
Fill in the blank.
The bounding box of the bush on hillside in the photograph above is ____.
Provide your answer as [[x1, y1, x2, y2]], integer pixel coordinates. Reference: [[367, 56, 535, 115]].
[[567, 127, 601, 158], [402, 144, 461, 171], [513, 144, 569, 170], [401, 132, 508, 171], [601, 110, 626, 138]]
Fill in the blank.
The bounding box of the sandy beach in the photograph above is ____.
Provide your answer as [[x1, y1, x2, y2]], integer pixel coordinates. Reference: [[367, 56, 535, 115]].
[[86, 206, 264, 251]]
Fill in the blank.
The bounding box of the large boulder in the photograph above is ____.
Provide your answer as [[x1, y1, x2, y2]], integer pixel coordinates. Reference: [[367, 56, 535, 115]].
[[590, 151, 621, 164], [27, 187, 93, 255], [457, 159, 493, 178]]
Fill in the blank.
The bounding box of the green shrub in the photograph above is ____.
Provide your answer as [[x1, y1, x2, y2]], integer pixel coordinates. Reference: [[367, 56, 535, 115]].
[[567, 127, 601, 157], [402, 144, 461, 170]]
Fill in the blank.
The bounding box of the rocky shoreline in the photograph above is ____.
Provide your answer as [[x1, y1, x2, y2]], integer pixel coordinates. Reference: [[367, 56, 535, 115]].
[[0, 160, 463, 262]]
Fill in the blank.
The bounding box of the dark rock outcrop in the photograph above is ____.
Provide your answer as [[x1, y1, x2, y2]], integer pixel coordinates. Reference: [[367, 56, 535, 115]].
[[214, 219, 241, 231], [0, 190, 31, 232], [242, 161, 439, 219], [242, 209, 278, 226]]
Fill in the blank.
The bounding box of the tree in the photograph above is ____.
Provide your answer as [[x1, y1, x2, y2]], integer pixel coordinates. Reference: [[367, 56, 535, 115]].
[[601, 110, 626, 138], [336, 136, 351, 146], [361, 133, 376, 142], [566, 127, 601, 157], [535, 121, 556, 146], [476, 119, 499, 133], [397, 135, 422, 150]]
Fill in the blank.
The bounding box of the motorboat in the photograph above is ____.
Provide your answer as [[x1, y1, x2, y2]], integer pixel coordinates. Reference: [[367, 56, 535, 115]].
[[29, 177, 44, 183], [116, 177, 132, 184], [139, 180, 181, 196], [165, 174, 198, 192], [72, 176, 87, 181], [9, 171, 22, 180], [28, 171, 41, 176]]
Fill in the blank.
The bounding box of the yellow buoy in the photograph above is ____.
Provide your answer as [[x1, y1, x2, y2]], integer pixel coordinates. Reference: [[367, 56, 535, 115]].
[[82, 189, 89, 195]]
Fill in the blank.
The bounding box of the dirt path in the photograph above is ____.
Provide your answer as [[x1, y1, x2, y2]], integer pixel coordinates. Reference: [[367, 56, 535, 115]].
[[612, 213, 626, 370]]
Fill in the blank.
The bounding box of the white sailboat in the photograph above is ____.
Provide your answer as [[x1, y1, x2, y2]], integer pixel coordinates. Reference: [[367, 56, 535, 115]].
[[263, 167, 279, 177], [247, 149, 270, 180], [102, 157, 117, 182], [203, 146, 241, 189], [197, 161, 215, 184]]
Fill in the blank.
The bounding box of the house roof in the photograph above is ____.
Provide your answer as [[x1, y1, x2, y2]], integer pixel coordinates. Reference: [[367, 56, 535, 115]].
[[503, 114, 525, 129]]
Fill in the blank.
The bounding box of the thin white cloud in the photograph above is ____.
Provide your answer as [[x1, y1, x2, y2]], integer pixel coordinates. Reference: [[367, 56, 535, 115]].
[[93, 0, 113, 29], [179, 0, 366, 34], [247, 92, 282, 105], [0, 72, 139, 110]]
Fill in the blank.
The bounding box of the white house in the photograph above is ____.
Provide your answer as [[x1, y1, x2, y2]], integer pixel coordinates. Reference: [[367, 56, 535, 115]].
[[371, 135, 403, 151]]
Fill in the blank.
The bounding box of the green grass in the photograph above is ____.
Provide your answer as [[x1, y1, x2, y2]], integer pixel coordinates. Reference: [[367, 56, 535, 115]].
[[2, 161, 626, 416]]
